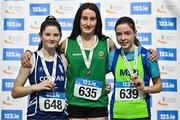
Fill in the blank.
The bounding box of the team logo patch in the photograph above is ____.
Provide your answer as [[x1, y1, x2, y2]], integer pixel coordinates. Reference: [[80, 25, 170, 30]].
[[99, 51, 104, 59], [38, 67, 43, 72]]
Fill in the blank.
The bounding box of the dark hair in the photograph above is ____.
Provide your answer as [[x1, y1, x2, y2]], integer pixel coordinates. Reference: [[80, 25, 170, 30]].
[[37, 15, 62, 54], [69, 2, 108, 40], [115, 16, 140, 46]]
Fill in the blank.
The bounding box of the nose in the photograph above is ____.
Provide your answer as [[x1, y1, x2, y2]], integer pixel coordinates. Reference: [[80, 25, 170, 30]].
[[50, 35, 55, 40], [86, 19, 91, 25], [121, 34, 125, 40]]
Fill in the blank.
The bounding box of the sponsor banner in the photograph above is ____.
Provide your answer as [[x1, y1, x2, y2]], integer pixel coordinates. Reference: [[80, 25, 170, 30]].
[[3, 48, 24, 61], [137, 32, 152, 45], [4, 18, 24, 30], [156, 17, 177, 30], [130, 2, 151, 15], [157, 110, 178, 120], [161, 79, 177, 92], [2, 79, 15, 91], [57, 18, 74, 31], [0, 1, 179, 120], [30, 3, 50, 16], [157, 48, 177, 61], [105, 18, 118, 30], [29, 33, 40, 46], [1, 110, 22, 120]]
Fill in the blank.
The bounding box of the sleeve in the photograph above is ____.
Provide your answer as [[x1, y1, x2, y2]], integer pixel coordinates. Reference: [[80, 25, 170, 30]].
[[147, 51, 161, 79]]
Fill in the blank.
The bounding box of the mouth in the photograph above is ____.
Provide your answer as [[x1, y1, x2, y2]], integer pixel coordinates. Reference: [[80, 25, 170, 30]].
[[84, 27, 91, 31], [119, 42, 128, 46]]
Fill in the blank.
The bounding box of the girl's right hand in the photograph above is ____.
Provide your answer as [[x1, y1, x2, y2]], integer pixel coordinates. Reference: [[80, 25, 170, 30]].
[[21, 50, 32, 68], [33, 80, 55, 92], [105, 82, 111, 94]]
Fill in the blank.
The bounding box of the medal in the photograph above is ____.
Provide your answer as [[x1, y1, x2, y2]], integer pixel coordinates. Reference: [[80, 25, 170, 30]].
[[38, 51, 57, 83], [121, 46, 138, 77], [77, 35, 98, 77], [86, 70, 91, 76]]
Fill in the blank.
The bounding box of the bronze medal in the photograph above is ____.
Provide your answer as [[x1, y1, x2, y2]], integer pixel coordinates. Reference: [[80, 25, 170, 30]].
[[86, 70, 91, 76]]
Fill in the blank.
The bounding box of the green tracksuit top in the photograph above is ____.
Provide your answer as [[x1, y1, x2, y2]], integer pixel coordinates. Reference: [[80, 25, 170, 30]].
[[65, 37, 108, 107]]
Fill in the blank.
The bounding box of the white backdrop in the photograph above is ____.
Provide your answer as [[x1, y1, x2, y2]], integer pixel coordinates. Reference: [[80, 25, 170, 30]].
[[0, 0, 179, 120]]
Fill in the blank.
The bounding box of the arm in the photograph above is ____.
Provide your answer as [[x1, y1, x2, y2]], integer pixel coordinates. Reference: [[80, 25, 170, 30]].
[[143, 77, 162, 93], [130, 76, 162, 93], [12, 57, 56, 98], [11, 66, 56, 98], [131, 51, 162, 93], [61, 54, 68, 72], [108, 38, 115, 52], [11, 65, 33, 98], [59, 39, 68, 71], [59, 39, 67, 54]]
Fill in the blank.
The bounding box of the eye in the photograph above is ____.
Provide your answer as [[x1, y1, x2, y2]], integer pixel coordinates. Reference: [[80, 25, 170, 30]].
[[44, 33, 51, 36], [54, 33, 60, 37], [90, 17, 96, 21], [125, 31, 131, 35], [81, 16, 88, 21], [116, 32, 122, 36]]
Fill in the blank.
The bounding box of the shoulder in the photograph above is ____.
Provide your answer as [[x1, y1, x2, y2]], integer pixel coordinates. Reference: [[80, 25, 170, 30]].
[[59, 38, 68, 54], [60, 54, 68, 72], [109, 50, 115, 58], [139, 46, 150, 57], [107, 37, 115, 52]]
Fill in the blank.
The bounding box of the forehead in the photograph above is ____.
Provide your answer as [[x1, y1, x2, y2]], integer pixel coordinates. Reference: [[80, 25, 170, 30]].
[[81, 8, 96, 17], [44, 26, 59, 32], [116, 23, 133, 32]]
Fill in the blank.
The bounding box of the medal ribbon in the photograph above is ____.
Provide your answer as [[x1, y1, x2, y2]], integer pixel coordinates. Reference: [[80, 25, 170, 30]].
[[121, 46, 138, 77], [77, 35, 98, 69], [37, 51, 57, 83]]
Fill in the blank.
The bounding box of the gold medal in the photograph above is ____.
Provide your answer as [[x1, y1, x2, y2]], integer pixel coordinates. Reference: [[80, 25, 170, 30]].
[[86, 70, 91, 76]]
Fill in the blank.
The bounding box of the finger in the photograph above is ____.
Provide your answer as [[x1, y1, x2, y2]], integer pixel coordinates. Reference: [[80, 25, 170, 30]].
[[23, 63, 32, 68], [130, 76, 134, 80], [105, 88, 111, 94], [24, 60, 32, 68], [21, 56, 31, 68], [130, 76, 136, 81], [149, 50, 158, 61], [106, 82, 111, 87], [43, 87, 52, 90]]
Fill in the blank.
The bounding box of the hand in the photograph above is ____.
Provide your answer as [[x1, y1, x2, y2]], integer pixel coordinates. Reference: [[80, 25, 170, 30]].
[[33, 80, 56, 92], [130, 76, 144, 91], [21, 50, 32, 68], [149, 48, 158, 61], [105, 82, 111, 94]]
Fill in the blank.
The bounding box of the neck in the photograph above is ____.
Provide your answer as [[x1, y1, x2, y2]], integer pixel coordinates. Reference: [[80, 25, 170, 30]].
[[81, 32, 94, 41], [80, 34, 95, 49], [40, 47, 56, 59], [122, 44, 136, 52]]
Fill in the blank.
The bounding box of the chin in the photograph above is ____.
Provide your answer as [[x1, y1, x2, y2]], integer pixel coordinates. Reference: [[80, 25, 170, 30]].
[[121, 46, 130, 51], [84, 31, 93, 35], [48, 46, 56, 49]]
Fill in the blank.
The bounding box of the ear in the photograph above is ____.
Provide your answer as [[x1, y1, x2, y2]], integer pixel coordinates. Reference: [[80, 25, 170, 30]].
[[39, 33, 43, 41], [134, 30, 137, 36]]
